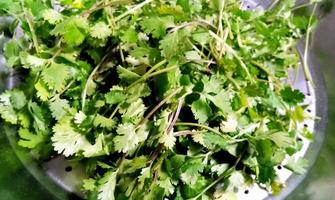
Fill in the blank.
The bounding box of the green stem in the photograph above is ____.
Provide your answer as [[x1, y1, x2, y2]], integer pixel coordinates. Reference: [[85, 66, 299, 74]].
[[189, 149, 246, 200], [175, 122, 226, 138], [81, 52, 112, 110], [82, 0, 132, 16], [21, 3, 39, 53], [209, 30, 254, 83], [115, 0, 153, 21], [126, 59, 167, 90], [302, 3, 317, 88], [291, 2, 312, 11], [139, 87, 183, 125], [109, 104, 120, 119], [146, 65, 178, 79], [188, 168, 234, 200]]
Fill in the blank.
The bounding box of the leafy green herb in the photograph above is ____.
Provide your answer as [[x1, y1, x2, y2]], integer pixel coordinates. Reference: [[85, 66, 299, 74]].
[[0, 0, 318, 199]]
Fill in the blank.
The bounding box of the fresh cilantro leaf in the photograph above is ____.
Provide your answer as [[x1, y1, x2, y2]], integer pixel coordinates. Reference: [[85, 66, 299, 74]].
[[105, 86, 127, 105], [113, 123, 140, 153], [159, 29, 191, 58], [49, 98, 70, 120], [83, 133, 109, 157], [90, 22, 112, 40], [120, 28, 138, 43], [117, 66, 141, 84], [140, 15, 175, 38], [0, 92, 18, 124], [51, 117, 90, 157], [93, 114, 116, 129], [18, 128, 45, 149], [98, 170, 118, 200], [192, 132, 227, 150], [10, 90, 27, 109], [83, 178, 97, 192], [42, 9, 63, 25], [284, 158, 308, 175], [191, 98, 212, 123], [41, 62, 70, 92], [180, 158, 205, 185], [280, 87, 305, 106]]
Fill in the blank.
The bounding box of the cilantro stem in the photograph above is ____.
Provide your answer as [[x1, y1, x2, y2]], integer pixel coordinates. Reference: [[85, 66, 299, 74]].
[[146, 65, 178, 78], [188, 168, 235, 200], [115, 0, 153, 21], [109, 104, 120, 119], [175, 122, 225, 138], [50, 80, 75, 101], [209, 30, 254, 83], [302, 3, 317, 88], [108, 60, 169, 118], [140, 87, 183, 125], [81, 51, 113, 110], [189, 149, 246, 200], [291, 2, 312, 11], [83, 0, 132, 16], [20, 2, 40, 53], [166, 99, 184, 134], [126, 60, 170, 90], [269, 0, 280, 10], [169, 21, 211, 33]]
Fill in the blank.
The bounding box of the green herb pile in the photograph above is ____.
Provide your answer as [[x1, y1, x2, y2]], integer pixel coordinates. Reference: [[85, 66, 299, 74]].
[[0, 0, 317, 199]]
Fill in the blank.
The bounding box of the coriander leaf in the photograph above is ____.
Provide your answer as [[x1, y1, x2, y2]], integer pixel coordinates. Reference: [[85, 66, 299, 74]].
[[82, 178, 97, 192], [0, 92, 18, 124], [93, 114, 116, 129], [192, 132, 227, 150], [63, 25, 86, 46], [42, 9, 63, 24], [266, 131, 294, 148], [105, 86, 127, 105], [120, 99, 146, 123], [83, 133, 109, 157], [51, 117, 90, 157], [120, 28, 138, 43], [159, 132, 176, 149], [280, 87, 305, 106], [10, 90, 27, 109], [98, 170, 118, 200], [191, 98, 212, 123], [117, 66, 141, 83], [18, 128, 45, 149], [140, 15, 175, 38], [180, 158, 204, 185], [113, 123, 139, 153], [206, 91, 232, 114], [202, 76, 222, 94], [284, 158, 308, 175], [4, 39, 21, 67], [122, 156, 149, 174], [159, 29, 190, 58], [126, 83, 151, 103], [226, 171, 245, 192], [41, 62, 70, 92], [90, 22, 112, 39], [20, 52, 46, 68], [28, 102, 48, 133], [74, 111, 87, 124], [35, 80, 51, 101], [192, 31, 210, 45], [220, 115, 238, 133], [49, 98, 70, 120], [157, 178, 175, 196]]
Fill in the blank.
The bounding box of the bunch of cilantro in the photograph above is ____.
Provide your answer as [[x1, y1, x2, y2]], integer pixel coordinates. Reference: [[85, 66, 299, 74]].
[[0, 0, 317, 199]]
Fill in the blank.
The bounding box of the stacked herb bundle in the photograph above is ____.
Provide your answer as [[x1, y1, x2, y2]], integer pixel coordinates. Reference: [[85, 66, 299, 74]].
[[0, 0, 317, 199]]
